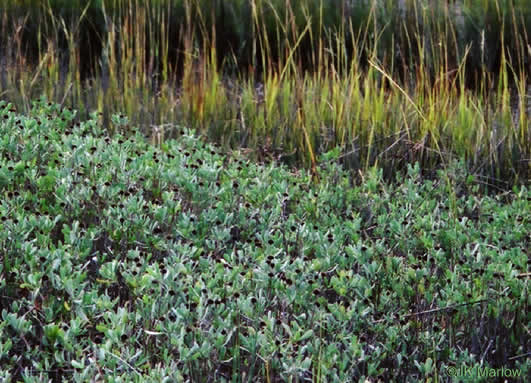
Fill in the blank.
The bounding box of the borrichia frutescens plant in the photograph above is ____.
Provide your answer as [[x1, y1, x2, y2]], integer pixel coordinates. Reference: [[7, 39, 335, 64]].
[[0, 100, 529, 382]]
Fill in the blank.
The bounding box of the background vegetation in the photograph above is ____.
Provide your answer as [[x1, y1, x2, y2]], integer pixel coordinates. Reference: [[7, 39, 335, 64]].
[[0, 0, 529, 187]]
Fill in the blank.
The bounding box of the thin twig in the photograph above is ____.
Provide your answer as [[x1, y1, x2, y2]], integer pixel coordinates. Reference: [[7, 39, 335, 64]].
[[106, 351, 142, 376], [403, 299, 490, 318], [372, 298, 489, 324], [508, 352, 531, 361]]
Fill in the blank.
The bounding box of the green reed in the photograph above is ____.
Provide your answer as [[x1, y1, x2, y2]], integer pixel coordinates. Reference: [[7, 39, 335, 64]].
[[0, 0, 529, 186]]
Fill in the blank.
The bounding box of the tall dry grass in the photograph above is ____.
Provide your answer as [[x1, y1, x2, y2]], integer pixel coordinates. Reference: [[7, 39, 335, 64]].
[[0, 0, 529, 186]]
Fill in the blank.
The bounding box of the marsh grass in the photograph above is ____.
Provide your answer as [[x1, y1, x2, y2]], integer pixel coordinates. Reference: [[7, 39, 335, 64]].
[[0, 0, 529, 186]]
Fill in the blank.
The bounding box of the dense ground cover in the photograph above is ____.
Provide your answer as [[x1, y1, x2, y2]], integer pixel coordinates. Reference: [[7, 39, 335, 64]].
[[0, 101, 529, 382]]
